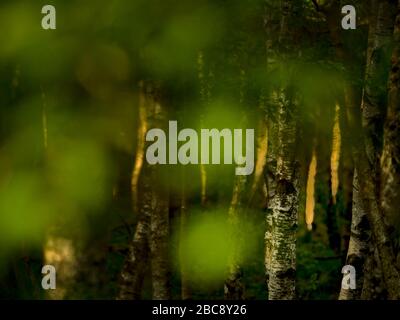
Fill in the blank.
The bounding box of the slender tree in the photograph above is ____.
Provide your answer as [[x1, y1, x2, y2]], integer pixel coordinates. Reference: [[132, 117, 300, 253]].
[[381, 0, 400, 250], [267, 0, 301, 300], [339, 169, 370, 299], [118, 82, 153, 300], [342, 0, 397, 299], [119, 81, 171, 300], [179, 166, 191, 300], [224, 173, 246, 299], [380, 0, 400, 292]]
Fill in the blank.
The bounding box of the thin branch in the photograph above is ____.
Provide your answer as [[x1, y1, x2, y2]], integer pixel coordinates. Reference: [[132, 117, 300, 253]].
[[311, 0, 320, 11]]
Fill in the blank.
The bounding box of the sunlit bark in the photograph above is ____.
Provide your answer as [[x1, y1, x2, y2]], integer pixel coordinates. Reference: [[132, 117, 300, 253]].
[[119, 81, 171, 300], [131, 89, 147, 214], [197, 51, 210, 207], [306, 150, 317, 231], [43, 235, 77, 299], [249, 116, 268, 205], [330, 104, 341, 204]]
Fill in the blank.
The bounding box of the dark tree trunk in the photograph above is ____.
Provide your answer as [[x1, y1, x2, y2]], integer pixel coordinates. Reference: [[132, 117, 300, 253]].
[[380, 0, 400, 295], [118, 81, 171, 300], [224, 174, 247, 300], [340, 0, 397, 299]]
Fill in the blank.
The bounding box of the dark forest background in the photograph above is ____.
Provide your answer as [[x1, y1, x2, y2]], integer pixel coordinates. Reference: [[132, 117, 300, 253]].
[[0, 0, 400, 300]]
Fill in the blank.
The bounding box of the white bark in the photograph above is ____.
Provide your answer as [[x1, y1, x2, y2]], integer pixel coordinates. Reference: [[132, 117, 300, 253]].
[[268, 89, 299, 300]]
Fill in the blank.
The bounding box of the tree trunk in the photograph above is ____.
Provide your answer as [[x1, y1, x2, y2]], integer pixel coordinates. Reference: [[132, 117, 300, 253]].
[[263, 1, 278, 297], [361, 244, 387, 299], [264, 0, 300, 300], [131, 88, 147, 214], [149, 180, 171, 300], [225, 66, 249, 299], [224, 174, 247, 299], [264, 118, 277, 298], [249, 116, 268, 206], [118, 168, 152, 299], [197, 51, 211, 208], [362, 0, 396, 176], [118, 81, 171, 300], [118, 82, 152, 300], [380, 0, 400, 294], [143, 81, 171, 300], [179, 167, 191, 300], [268, 87, 299, 300], [340, 0, 395, 299], [356, 0, 397, 300], [316, 0, 400, 299], [339, 170, 370, 299], [381, 0, 400, 249]]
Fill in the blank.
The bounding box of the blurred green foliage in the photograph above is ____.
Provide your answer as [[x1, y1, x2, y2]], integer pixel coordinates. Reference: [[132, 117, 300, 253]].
[[0, 0, 366, 299], [177, 209, 257, 285]]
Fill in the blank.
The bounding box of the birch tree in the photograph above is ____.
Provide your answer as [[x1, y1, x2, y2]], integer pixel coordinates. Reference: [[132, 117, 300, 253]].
[[265, 0, 300, 300], [118, 82, 153, 300], [119, 81, 171, 300], [348, 3, 400, 299], [340, 0, 396, 299]]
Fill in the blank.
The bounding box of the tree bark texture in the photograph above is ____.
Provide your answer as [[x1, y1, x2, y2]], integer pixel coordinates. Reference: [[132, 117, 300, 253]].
[[118, 81, 171, 300], [267, 87, 299, 300], [340, 0, 396, 299], [339, 170, 371, 299]]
